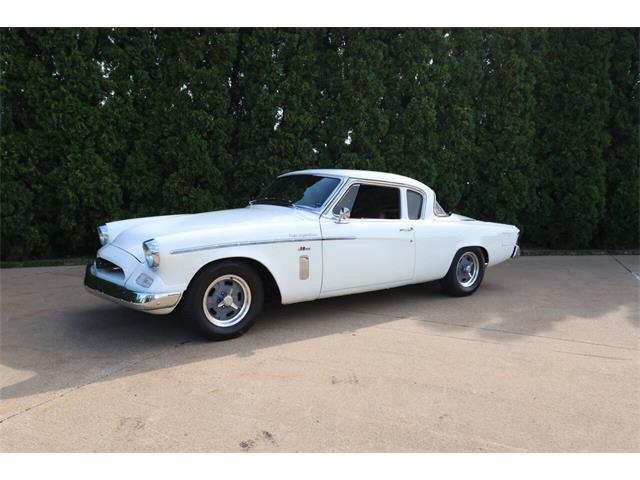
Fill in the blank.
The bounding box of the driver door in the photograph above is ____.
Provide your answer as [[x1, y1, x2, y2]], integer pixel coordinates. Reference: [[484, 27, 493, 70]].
[[319, 183, 415, 294]]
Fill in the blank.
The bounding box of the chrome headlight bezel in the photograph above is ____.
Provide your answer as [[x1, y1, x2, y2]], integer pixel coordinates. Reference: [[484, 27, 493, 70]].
[[97, 225, 109, 245], [143, 239, 160, 269]]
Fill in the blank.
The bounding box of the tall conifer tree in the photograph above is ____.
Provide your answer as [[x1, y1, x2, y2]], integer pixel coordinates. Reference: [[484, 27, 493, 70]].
[[529, 28, 613, 247], [598, 28, 639, 247], [469, 29, 538, 227]]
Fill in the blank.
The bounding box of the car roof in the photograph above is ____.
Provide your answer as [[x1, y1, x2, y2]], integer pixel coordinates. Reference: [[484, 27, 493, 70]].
[[282, 169, 433, 195]]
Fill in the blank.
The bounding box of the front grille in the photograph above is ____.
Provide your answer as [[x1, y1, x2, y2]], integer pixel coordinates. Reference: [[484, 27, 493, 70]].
[[96, 257, 122, 272]]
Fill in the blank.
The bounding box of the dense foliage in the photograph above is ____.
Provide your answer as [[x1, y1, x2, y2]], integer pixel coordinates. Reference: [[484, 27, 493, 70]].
[[1, 28, 638, 260]]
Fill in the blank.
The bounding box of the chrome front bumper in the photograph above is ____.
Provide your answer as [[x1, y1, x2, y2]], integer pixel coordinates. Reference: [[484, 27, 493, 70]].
[[84, 264, 182, 311], [511, 245, 521, 259]]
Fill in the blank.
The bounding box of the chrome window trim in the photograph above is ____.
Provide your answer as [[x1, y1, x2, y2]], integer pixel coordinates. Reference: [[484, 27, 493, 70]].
[[323, 178, 425, 222]]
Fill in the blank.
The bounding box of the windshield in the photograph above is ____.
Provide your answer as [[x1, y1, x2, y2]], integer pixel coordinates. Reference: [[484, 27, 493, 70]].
[[252, 174, 341, 209]]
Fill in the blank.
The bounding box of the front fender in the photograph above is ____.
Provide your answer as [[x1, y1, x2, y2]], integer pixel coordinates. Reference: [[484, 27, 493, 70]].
[[157, 240, 323, 305]]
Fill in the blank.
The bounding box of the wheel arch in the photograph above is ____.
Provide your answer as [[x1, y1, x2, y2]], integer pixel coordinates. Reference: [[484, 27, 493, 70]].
[[439, 245, 487, 297], [477, 246, 489, 265], [186, 256, 282, 304], [455, 245, 489, 265]]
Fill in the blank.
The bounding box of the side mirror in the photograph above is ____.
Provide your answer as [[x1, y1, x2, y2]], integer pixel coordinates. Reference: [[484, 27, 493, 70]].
[[336, 207, 351, 224]]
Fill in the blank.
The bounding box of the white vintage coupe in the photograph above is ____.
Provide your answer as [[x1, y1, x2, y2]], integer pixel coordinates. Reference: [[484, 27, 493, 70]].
[[85, 169, 520, 340]]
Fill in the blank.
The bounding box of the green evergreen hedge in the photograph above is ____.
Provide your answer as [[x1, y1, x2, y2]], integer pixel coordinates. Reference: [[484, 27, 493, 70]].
[[1, 28, 638, 260]]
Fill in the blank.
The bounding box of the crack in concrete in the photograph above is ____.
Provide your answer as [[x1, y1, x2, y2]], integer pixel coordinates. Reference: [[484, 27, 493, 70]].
[[323, 306, 639, 352], [551, 350, 629, 361], [610, 255, 640, 281]]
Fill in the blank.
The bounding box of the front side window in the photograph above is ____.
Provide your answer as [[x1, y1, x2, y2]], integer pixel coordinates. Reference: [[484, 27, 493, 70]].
[[333, 184, 401, 219], [253, 174, 340, 209], [407, 190, 424, 220]]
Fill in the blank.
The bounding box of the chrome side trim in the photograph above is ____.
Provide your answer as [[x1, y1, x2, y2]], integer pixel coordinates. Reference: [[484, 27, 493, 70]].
[[322, 236, 357, 241], [169, 236, 356, 255], [170, 238, 320, 254], [84, 264, 182, 311]]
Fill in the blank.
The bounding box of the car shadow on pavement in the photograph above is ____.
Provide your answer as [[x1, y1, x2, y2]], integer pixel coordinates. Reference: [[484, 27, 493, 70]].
[[1, 257, 638, 402]]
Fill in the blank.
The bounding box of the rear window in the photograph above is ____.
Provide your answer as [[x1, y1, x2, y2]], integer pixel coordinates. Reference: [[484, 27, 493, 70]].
[[434, 199, 449, 217]]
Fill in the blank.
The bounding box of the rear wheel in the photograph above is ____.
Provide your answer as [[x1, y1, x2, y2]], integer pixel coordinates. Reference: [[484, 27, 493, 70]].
[[440, 248, 485, 297], [181, 261, 264, 340]]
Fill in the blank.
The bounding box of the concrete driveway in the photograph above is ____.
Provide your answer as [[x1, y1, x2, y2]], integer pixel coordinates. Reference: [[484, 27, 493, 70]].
[[0, 256, 638, 452]]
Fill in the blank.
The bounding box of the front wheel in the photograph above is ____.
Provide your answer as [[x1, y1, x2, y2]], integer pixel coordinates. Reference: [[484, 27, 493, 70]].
[[181, 261, 264, 341], [440, 248, 485, 297]]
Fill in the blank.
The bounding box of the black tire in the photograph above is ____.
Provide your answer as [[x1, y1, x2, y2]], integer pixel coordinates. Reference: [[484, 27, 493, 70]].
[[440, 248, 486, 297], [181, 261, 264, 341]]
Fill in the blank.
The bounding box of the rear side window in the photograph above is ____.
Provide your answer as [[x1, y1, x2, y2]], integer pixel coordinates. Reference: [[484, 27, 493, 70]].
[[334, 184, 401, 219], [407, 190, 423, 220]]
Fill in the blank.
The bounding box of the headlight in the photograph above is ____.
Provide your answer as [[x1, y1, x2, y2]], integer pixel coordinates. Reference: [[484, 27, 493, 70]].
[[143, 239, 160, 269], [97, 225, 109, 245]]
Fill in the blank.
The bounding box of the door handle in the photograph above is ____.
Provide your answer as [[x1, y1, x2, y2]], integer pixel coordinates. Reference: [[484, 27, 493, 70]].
[[399, 227, 414, 232]]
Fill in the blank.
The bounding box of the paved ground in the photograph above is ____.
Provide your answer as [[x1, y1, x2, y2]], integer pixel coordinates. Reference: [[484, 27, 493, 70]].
[[0, 256, 638, 452]]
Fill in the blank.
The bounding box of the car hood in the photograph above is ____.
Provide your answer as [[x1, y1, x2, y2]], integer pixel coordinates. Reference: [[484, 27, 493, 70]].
[[107, 205, 319, 262]]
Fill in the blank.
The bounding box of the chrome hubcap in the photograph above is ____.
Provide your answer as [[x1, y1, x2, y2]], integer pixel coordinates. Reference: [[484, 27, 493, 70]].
[[203, 275, 251, 327], [456, 251, 480, 288]]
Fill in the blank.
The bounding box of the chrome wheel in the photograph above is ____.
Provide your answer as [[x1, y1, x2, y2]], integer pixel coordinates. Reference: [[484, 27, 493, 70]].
[[202, 275, 252, 327], [456, 251, 480, 288]]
